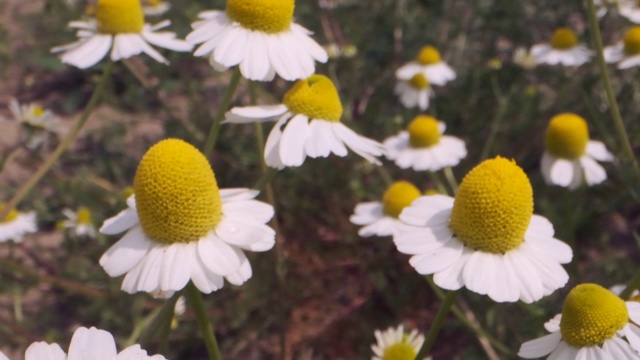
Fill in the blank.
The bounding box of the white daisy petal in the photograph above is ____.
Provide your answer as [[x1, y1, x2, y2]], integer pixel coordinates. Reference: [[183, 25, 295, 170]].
[[159, 243, 192, 292], [224, 105, 288, 124], [99, 226, 153, 277], [68, 327, 118, 360], [518, 332, 563, 358], [224, 253, 252, 286], [579, 156, 608, 186], [602, 336, 637, 359], [585, 141, 614, 162], [25, 342, 67, 360], [409, 239, 463, 274], [197, 236, 244, 276], [550, 158, 576, 187], [279, 114, 311, 167]]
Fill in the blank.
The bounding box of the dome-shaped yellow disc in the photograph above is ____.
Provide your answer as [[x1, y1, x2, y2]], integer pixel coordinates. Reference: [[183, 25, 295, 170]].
[[226, 0, 294, 34], [544, 113, 589, 159], [382, 181, 421, 218], [96, 0, 144, 34], [283, 74, 343, 122], [382, 342, 417, 360], [417, 46, 442, 65], [550, 28, 578, 50], [624, 27, 640, 55], [409, 74, 430, 89], [408, 115, 441, 148]]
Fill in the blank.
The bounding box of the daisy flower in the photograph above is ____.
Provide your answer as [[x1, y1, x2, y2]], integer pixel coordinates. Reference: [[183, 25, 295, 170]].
[[519, 283, 640, 359], [224, 74, 383, 169], [0, 204, 37, 243], [396, 46, 456, 86], [350, 181, 421, 237], [60, 207, 97, 238], [143, 0, 171, 17], [52, 0, 192, 69], [2, 99, 64, 150], [186, 0, 328, 81], [620, 0, 640, 23], [394, 157, 572, 303], [514, 47, 537, 70], [604, 26, 640, 68], [99, 139, 276, 298], [10, 326, 166, 359], [541, 113, 613, 190], [371, 325, 428, 360], [394, 74, 433, 110], [531, 28, 593, 66], [383, 115, 467, 171]]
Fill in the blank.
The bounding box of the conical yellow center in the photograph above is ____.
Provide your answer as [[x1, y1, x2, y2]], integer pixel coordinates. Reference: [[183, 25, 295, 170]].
[[382, 342, 416, 360], [417, 46, 442, 65], [0, 203, 19, 223], [147, 0, 160, 5], [624, 27, 640, 55], [382, 181, 421, 218], [226, 0, 294, 34], [76, 207, 92, 225], [134, 139, 222, 244], [283, 74, 343, 122], [544, 113, 589, 159], [96, 0, 145, 34], [409, 74, 429, 89], [560, 283, 628, 347], [449, 157, 533, 254], [550, 28, 578, 50], [32, 106, 44, 117], [408, 115, 441, 148]]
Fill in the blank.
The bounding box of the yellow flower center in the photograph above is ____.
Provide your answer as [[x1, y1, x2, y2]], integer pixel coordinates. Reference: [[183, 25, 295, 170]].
[[226, 0, 294, 34], [147, 0, 160, 5], [544, 113, 589, 159], [409, 74, 429, 89], [96, 0, 145, 34], [382, 181, 421, 218], [32, 105, 44, 117], [76, 207, 92, 225], [417, 46, 442, 65], [449, 157, 533, 254], [424, 189, 440, 196], [382, 342, 417, 360], [560, 283, 628, 347], [283, 74, 343, 122], [624, 27, 640, 55], [550, 28, 578, 50], [408, 115, 441, 148], [0, 203, 19, 223], [134, 139, 222, 244]]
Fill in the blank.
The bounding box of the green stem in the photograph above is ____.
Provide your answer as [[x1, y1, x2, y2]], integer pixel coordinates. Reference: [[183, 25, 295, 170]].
[[186, 282, 222, 360], [0, 61, 114, 219], [479, 75, 510, 162], [443, 166, 458, 192], [415, 289, 459, 359], [621, 269, 640, 299], [585, 0, 640, 188], [428, 171, 449, 195], [136, 293, 181, 347], [202, 68, 242, 158]]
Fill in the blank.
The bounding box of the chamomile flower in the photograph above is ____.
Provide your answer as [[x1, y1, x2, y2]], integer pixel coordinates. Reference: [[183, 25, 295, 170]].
[[61, 207, 97, 238], [143, 0, 170, 17], [2, 99, 64, 150], [620, 0, 640, 23], [52, 0, 192, 69], [186, 0, 328, 81], [224, 74, 383, 169], [396, 46, 456, 86], [394, 157, 572, 303], [531, 28, 592, 66], [604, 26, 640, 68], [21, 326, 166, 359], [0, 204, 37, 243], [371, 325, 427, 360], [395, 74, 433, 111], [541, 113, 613, 190], [99, 139, 276, 297], [383, 115, 467, 172], [350, 181, 421, 237], [514, 47, 537, 70], [519, 283, 640, 359]]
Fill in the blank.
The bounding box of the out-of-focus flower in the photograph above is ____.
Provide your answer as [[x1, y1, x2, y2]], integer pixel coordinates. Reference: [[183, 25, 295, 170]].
[[0, 203, 37, 243], [519, 283, 640, 359], [99, 139, 276, 298], [371, 325, 428, 360], [1, 99, 65, 150], [394, 157, 572, 303], [594, 0, 626, 18], [514, 47, 537, 70], [52, 0, 192, 69], [395, 74, 433, 110], [60, 207, 97, 238], [143, 0, 170, 17], [531, 28, 592, 67], [396, 46, 456, 86], [620, 0, 640, 23], [350, 181, 421, 237], [186, 0, 328, 81], [383, 115, 467, 172], [604, 26, 640, 68], [224, 74, 383, 169], [541, 113, 613, 190]]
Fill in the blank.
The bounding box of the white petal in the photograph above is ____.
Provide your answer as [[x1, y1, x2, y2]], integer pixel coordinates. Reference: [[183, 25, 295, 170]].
[[159, 243, 192, 292], [358, 217, 398, 237], [25, 342, 66, 360], [332, 123, 383, 164], [550, 158, 576, 187], [409, 239, 463, 274], [580, 156, 607, 186], [59, 34, 112, 69], [505, 249, 545, 304], [68, 327, 117, 360], [350, 202, 384, 225], [99, 226, 153, 277], [399, 195, 454, 227], [432, 247, 472, 290], [224, 105, 288, 124], [197, 236, 243, 275], [264, 116, 287, 169], [223, 199, 274, 224], [627, 302, 640, 323], [224, 253, 252, 285], [279, 114, 311, 167], [240, 31, 272, 81], [191, 246, 224, 294], [100, 208, 139, 235], [602, 336, 637, 359], [586, 141, 614, 161], [219, 188, 259, 201], [213, 26, 250, 67], [304, 120, 334, 158], [518, 332, 562, 358], [576, 346, 614, 360], [215, 217, 275, 252], [462, 251, 499, 296]]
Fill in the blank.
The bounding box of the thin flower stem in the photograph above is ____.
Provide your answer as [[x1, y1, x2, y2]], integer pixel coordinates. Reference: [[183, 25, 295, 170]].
[[585, 0, 640, 188], [202, 68, 242, 158], [428, 171, 449, 195], [0, 61, 114, 220], [443, 166, 458, 192], [415, 289, 459, 359], [186, 282, 222, 360], [479, 75, 511, 162]]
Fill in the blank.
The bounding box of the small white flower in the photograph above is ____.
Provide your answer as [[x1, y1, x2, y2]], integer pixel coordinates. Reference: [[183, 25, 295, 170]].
[[186, 0, 328, 81], [371, 325, 428, 360], [224, 74, 383, 169], [620, 0, 640, 23], [2, 99, 65, 150], [350, 181, 421, 237], [52, 0, 192, 69], [383, 115, 466, 172], [604, 26, 640, 68], [394, 74, 433, 110], [541, 113, 613, 190], [61, 207, 97, 238], [514, 47, 536, 70], [0, 205, 37, 243], [396, 46, 456, 86], [531, 28, 592, 67]]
